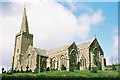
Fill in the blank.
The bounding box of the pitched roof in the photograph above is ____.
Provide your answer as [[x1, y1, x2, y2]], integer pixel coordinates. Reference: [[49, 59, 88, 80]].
[[28, 45, 48, 57], [77, 38, 96, 49], [48, 42, 76, 54], [34, 47, 48, 57], [48, 44, 70, 54], [29, 38, 96, 56], [48, 38, 96, 54]]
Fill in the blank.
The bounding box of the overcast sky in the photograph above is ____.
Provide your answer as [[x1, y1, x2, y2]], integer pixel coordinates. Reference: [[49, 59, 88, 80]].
[[0, 0, 119, 73]]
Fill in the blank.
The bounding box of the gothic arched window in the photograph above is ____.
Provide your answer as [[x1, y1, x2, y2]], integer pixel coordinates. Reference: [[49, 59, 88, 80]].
[[52, 57, 55, 69], [80, 55, 86, 67], [57, 61, 59, 69], [60, 56, 65, 67], [69, 50, 77, 67], [93, 48, 99, 66], [27, 54, 32, 68], [53, 60, 55, 68]]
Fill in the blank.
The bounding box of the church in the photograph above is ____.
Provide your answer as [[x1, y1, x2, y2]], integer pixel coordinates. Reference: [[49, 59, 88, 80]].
[[12, 7, 106, 72]]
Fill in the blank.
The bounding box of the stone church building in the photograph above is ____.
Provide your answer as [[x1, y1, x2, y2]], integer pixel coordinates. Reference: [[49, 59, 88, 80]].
[[12, 7, 106, 72]]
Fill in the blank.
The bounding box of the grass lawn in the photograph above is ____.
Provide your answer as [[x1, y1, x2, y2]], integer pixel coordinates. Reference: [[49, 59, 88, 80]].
[[1, 70, 119, 78]]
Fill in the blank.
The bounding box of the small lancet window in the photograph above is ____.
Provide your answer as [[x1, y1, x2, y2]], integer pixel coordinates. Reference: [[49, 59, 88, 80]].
[[17, 49, 19, 53]]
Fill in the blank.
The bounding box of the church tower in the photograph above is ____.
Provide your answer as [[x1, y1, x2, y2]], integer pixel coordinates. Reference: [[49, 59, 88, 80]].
[[12, 6, 33, 71]]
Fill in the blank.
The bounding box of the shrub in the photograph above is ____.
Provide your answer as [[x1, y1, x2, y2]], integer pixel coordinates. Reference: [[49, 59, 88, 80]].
[[69, 67, 74, 72], [112, 64, 116, 70], [117, 65, 120, 72], [91, 67, 97, 73], [7, 70, 13, 74], [64, 67, 66, 70], [77, 62, 80, 70], [51, 68, 55, 71], [40, 68, 44, 72], [29, 69, 32, 72], [21, 69, 23, 72], [13, 70, 17, 73], [17, 70, 19, 73], [46, 67, 50, 71], [61, 64, 66, 70], [91, 69, 97, 73]]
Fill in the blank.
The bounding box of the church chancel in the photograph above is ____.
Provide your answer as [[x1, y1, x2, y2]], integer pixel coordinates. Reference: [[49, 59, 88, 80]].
[[12, 7, 106, 72]]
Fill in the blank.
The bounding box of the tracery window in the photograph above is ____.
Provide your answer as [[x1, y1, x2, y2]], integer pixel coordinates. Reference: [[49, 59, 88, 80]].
[[60, 56, 65, 67], [93, 48, 99, 65], [50, 59, 52, 68], [80, 55, 86, 67], [70, 50, 77, 65], [51, 58, 55, 69], [41, 58, 46, 70], [27, 54, 32, 68], [53, 60, 55, 68], [57, 61, 59, 69]]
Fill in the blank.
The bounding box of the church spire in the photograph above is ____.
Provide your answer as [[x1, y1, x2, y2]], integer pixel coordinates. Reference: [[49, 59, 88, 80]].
[[20, 5, 29, 33]]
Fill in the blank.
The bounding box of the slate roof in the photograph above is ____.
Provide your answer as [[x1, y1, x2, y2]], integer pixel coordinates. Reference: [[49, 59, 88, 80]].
[[48, 38, 96, 54], [34, 47, 48, 57], [29, 46, 48, 57], [77, 38, 96, 49], [48, 44, 70, 54], [28, 38, 96, 55]]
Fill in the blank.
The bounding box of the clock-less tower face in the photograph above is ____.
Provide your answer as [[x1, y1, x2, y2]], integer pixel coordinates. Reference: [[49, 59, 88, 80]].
[[15, 35, 22, 56], [12, 7, 33, 71]]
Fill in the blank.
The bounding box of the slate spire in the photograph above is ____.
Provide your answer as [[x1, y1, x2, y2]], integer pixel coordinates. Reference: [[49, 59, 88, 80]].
[[20, 5, 29, 33]]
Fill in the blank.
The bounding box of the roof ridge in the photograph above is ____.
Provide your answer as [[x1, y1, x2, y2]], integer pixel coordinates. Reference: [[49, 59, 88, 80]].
[[77, 38, 96, 49], [48, 43, 71, 51], [32, 46, 47, 51], [77, 38, 95, 45]]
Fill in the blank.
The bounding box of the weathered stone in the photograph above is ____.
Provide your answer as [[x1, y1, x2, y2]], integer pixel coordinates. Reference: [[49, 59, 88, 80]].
[[12, 7, 106, 72]]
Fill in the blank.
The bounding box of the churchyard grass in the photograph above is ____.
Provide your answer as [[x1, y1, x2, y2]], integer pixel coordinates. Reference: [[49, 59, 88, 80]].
[[1, 70, 119, 78]]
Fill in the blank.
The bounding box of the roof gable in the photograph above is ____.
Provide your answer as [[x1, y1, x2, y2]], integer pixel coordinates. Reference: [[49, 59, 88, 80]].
[[31, 38, 101, 55], [48, 42, 76, 54], [27, 45, 48, 57], [77, 38, 96, 49], [34, 47, 48, 57]]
